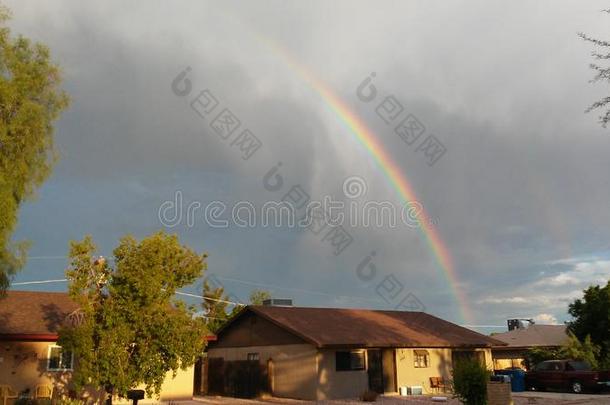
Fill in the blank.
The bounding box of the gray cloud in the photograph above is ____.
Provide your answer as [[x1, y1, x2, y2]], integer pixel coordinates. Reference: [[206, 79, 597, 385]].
[[7, 0, 610, 328]]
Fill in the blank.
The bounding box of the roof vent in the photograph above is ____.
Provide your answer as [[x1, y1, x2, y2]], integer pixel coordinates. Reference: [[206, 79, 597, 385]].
[[507, 318, 534, 331], [262, 298, 293, 307]]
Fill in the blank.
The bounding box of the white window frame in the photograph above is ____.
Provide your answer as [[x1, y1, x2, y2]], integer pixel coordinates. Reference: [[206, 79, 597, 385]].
[[414, 350, 430, 368], [47, 345, 74, 371]]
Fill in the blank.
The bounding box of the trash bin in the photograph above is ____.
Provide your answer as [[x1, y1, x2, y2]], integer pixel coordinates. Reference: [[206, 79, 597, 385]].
[[510, 369, 526, 392], [494, 369, 525, 392]]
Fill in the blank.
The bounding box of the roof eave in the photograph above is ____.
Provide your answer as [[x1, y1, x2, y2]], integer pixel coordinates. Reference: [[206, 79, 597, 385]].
[[0, 333, 59, 342]]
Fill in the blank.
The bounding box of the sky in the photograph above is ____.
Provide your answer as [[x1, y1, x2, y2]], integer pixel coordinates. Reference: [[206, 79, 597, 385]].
[[5, 0, 610, 332]]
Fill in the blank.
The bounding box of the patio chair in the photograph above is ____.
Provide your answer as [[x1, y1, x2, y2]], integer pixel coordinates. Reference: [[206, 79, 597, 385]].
[[430, 376, 447, 393], [0, 385, 18, 405], [35, 385, 53, 399]]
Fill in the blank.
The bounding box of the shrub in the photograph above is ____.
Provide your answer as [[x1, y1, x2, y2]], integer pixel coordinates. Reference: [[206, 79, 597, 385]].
[[524, 346, 561, 370], [561, 333, 600, 369], [451, 358, 490, 405]]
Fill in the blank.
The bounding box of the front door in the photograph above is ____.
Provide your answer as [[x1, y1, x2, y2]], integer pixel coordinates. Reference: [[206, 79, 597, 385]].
[[368, 349, 384, 393]]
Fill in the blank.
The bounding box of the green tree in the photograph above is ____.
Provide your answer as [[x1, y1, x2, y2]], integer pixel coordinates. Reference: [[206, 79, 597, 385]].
[[58, 232, 207, 400], [568, 281, 610, 362], [0, 5, 69, 293], [249, 289, 271, 305], [451, 358, 490, 405], [579, 9, 610, 127], [202, 279, 230, 333], [561, 333, 600, 369], [524, 346, 562, 370]]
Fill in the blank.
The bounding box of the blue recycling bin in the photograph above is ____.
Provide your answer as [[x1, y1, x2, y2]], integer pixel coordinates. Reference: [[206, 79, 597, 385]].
[[495, 369, 526, 392]]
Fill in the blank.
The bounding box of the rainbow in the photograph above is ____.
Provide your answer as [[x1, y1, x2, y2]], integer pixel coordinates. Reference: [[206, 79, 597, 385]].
[[252, 38, 473, 324]]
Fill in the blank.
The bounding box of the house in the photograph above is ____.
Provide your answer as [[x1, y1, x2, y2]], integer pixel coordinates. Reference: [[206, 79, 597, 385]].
[[0, 290, 194, 402], [491, 321, 568, 370], [206, 304, 505, 401]]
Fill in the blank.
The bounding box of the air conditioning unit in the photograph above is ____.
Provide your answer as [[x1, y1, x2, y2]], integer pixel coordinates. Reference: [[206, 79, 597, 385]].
[[262, 298, 293, 307], [407, 386, 423, 395]]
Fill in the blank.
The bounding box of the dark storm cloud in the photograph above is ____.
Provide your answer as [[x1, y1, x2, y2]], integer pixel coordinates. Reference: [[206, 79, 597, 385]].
[[7, 0, 610, 326]]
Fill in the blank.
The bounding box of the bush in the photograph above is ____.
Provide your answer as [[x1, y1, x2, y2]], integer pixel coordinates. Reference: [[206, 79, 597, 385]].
[[524, 346, 561, 370], [561, 333, 600, 369], [451, 358, 490, 405]]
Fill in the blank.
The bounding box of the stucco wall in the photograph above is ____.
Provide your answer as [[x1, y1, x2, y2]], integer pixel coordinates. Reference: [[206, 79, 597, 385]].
[[0, 341, 193, 402], [395, 348, 493, 395], [316, 349, 368, 400], [395, 348, 452, 394], [115, 367, 195, 403], [208, 343, 318, 400], [0, 341, 71, 396]]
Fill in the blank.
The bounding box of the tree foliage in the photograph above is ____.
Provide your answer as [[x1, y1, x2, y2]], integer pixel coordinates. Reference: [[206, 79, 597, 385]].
[[202, 279, 231, 333], [0, 5, 69, 293], [562, 333, 600, 369], [201, 286, 270, 332], [523, 346, 562, 370], [58, 232, 207, 398], [579, 9, 610, 127], [568, 281, 610, 363], [249, 289, 271, 305], [451, 358, 490, 405], [524, 332, 601, 370]]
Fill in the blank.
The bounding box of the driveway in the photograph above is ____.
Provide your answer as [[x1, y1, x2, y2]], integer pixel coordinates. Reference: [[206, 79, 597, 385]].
[[188, 392, 610, 404], [513, 391, 610, 404]]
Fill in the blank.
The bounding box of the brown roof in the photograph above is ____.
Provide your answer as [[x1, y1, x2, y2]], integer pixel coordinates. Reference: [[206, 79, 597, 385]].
[[223, 306, 505, 348], [0, 290, 78, 337], [491, 324, 568, 349]]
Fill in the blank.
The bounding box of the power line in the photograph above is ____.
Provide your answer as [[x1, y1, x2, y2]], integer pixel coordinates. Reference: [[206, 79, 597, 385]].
[[215, 275, 384, 304], [11, 279, 244, 306], [14, 255, 384, 305], [12, 279, 68, 286], [175, 291, 244, 306]]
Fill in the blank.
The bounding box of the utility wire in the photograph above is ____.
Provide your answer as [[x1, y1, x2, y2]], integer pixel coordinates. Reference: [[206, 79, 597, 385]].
[[12, 279, 68, 285], [11, 279, 244, 306], [11, 280, 510, 329], [215, 275, 384, 304], [175, 291, 244, 306]]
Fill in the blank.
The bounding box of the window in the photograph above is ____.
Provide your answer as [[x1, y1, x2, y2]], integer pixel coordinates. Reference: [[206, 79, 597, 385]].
[[47, 345, 73, 371], [414, 350, 429, 368], [247, 352, 259, 361], [535, 361, 561, 371], [335, 350, 365, 371], [567, 361, 590, 371]]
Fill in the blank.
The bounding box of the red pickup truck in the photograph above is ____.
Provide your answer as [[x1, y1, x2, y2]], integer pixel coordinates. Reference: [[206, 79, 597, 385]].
[[525, 360, 610, 393]]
